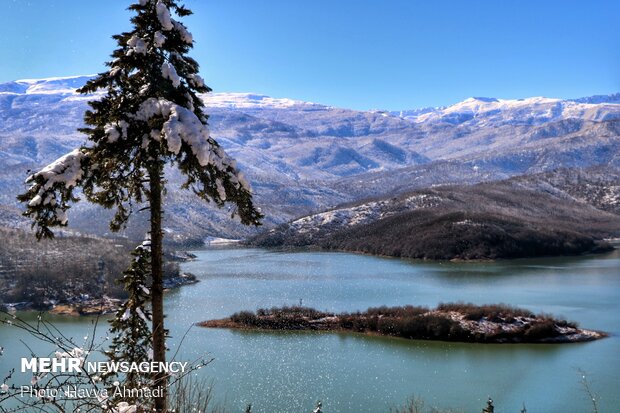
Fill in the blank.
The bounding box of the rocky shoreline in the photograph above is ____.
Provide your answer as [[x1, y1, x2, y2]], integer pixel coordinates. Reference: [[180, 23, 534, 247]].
[[199, 304, 607, 344], [2, 272, 198, 316]]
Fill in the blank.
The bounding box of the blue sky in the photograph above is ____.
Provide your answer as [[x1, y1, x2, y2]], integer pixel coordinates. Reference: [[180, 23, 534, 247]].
[[1, 0, 619, 110]]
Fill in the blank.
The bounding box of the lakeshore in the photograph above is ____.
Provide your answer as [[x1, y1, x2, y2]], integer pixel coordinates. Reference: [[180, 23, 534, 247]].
[[2, 272, 198, 316], [2, 247, 619, 412]]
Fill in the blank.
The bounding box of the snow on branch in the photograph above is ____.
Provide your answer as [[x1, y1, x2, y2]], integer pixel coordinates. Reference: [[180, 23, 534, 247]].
[[105, 120, 129, 143], [155, 1, 192, 44], [17, 148, 90, 238], [172, 20, 193, 44], [126, 35, 148, 55], [111, 401, 138, 413], [161, 62, 181, 88], [154, 31, 166, 47], [156, 0, 174, 31], [134, 98, 248, 185], [187, 73, 205, 89], [130, 97, 254, 209]]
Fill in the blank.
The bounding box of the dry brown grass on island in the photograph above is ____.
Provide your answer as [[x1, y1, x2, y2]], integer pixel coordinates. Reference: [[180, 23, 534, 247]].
[[198, 303, 607, 344]]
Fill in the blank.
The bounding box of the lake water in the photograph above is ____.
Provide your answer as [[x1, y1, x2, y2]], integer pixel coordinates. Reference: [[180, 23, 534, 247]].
[[1, 247, 619, 412]]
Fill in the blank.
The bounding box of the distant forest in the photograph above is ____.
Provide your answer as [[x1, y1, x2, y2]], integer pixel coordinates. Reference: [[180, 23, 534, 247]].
[[0, 228, 179, 308]]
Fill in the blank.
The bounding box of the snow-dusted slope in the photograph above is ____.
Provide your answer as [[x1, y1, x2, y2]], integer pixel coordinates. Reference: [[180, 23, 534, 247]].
[[250, 167, 620, 259], [395, 96, 620, 125], [202, 92, 327, 110], [0, 75, 96, 95], [1, 76, 619, 239]]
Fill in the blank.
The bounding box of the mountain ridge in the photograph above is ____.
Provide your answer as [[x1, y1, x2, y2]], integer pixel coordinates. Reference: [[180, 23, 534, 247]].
[[2, 75, 620, 111], [1, 75, 619, 241]]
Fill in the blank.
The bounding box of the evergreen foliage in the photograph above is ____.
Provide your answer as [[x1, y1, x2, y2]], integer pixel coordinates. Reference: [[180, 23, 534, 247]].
[[18, 0, 262, 239], [17, 1, 262, 410], [102, 241, 154, 411]]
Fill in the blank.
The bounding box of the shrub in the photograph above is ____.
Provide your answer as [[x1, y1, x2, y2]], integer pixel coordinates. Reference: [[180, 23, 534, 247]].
[[231, 311, 258, 325], [524, 320, 559, 341]]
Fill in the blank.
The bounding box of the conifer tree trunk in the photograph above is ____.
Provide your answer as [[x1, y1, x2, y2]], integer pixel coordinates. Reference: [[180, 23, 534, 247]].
[[149, 162, 167, 412], [18, 4, 264, 411]]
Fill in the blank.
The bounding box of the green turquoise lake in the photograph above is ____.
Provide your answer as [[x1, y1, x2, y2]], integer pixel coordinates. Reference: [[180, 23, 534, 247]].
[[1, 246, 619, 412]]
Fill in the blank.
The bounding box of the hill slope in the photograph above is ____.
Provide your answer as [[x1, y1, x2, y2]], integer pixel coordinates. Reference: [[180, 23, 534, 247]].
[[250, 168, 620, 260]]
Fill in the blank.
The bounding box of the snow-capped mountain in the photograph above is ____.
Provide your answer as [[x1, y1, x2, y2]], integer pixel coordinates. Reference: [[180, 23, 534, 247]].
[[1, 75, 619, 240], [395, 96, 620, 125], [0, 75, 94, 95]]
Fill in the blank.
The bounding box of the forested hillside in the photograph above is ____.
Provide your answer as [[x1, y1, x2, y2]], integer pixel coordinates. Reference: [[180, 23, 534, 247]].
[[250, 167, 620, 260]]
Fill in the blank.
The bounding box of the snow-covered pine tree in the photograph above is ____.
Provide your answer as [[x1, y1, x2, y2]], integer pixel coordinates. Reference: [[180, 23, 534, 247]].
[[17, 1, 262, 410], [103, 241, 153, 411]]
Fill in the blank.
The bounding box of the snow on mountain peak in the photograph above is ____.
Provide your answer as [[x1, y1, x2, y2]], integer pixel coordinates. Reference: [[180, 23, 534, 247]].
[[405, 94, 620, 125], [572, 93, 620, 104], [466, 97, 499, 103], [0, 75, 96, 95], [1, 74, 619, 120], [449, 96, 559, 112], [201, 92, 326, 110], [0, 76, 326, 110]]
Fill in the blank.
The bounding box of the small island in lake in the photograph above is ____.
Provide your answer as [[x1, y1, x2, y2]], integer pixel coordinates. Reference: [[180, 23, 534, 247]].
[[198, 303, 606, 344]]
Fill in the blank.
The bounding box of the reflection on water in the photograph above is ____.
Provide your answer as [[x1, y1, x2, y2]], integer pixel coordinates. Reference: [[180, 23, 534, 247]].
[[1, 247, 619, 413]]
